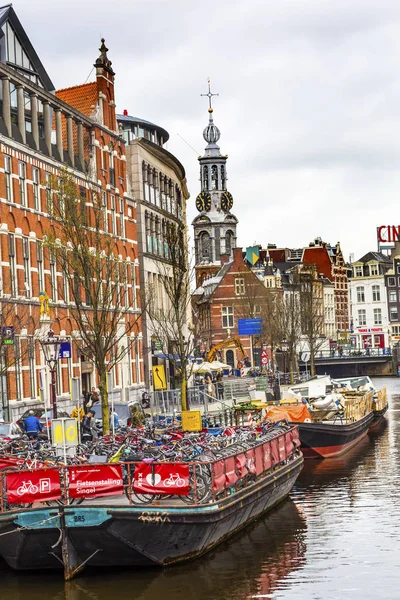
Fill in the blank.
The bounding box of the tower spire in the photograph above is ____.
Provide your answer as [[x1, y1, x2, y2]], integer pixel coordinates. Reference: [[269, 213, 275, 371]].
[[201, 78, 219, 113], [201, 78, 221, 146]]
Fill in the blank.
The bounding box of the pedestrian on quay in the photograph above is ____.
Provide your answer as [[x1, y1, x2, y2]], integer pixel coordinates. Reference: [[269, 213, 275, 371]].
[[71, 404, 84, 422], [81, 410, 95, 442], [109, 408, 120, 431], [24, 410, 42, 441]]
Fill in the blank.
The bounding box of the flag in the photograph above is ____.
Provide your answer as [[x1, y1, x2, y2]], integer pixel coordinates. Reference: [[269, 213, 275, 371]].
[[246, 246, 260, 266]]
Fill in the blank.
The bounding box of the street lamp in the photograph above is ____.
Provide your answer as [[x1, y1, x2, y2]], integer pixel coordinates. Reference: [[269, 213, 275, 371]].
[[40, 329, 65, 419]]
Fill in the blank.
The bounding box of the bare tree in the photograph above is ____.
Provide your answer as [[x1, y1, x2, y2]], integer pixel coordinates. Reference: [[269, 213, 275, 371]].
[[44, 169, 142, 434], [145, 222, 194, 411], [258, 289, 285, 373], [276, 273, 302, 384], [299, 267, 326, 376]]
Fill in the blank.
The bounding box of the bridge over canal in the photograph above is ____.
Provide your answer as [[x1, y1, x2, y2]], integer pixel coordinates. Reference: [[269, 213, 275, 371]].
[[298, 348, 397, 377]]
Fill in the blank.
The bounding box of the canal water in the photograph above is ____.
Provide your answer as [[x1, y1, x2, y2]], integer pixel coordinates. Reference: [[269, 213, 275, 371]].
[[1, 377, 399, 600]]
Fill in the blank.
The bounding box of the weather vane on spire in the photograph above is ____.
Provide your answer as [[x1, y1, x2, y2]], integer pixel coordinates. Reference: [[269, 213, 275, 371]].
[[201, 78, 219, 112]]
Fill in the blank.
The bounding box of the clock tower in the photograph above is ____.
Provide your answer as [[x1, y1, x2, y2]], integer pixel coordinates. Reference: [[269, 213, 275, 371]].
[[192, 80, 238, 286]]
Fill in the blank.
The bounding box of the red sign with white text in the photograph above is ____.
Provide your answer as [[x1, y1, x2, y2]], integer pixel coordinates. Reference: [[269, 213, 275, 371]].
[[134, 463, 189, 495], [6, 468, 61, 504], [69, 465, 124, 499]]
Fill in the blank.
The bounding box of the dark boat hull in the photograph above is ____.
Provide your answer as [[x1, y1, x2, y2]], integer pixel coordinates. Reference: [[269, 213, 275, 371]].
[[293, 412, 374, 458], [369, 403, 389, 433], [0, 454, 303, 576]]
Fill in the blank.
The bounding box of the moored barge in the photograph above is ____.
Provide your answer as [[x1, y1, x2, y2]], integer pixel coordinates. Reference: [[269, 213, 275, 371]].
[[0, 423, 303, 579], [267, 386, 376, 459]]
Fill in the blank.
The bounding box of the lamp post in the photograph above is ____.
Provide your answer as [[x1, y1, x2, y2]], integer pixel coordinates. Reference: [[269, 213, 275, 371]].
[[281, 339, 288, 383], [40, 329, 64, 419]]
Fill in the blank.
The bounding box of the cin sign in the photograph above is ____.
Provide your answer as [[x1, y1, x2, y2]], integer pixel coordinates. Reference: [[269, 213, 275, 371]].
[[377, 226, 400, 243]]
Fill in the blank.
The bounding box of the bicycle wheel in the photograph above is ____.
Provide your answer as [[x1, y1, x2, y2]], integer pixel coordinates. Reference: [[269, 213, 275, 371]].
[[181, 473, 210, 505]]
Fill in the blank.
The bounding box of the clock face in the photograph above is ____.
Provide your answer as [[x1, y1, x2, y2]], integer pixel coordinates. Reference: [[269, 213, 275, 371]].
[[221, 191, 233, 212], [196, 192, 211, 212]]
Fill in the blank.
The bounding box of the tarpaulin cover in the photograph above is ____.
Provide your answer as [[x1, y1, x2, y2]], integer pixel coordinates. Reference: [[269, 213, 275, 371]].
[[6, 468, 61, 504], [263, 442, 272, 470], [212, 460, 225, 492], [267, 404, 312, 423], [235, 453, 248, 478], [225, 456, 237, 486], [255, 445, 264, 475], [245, 449, 257, 475], [134, 463, 189, 495], [270, 438, 279, 465], [69, 464, 124, 499], [278, 435, 287, 461]]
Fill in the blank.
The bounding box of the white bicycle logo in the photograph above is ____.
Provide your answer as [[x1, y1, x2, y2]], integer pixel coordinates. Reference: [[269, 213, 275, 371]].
[[17, 480, 39, 496], [163, 473, 186, 488]]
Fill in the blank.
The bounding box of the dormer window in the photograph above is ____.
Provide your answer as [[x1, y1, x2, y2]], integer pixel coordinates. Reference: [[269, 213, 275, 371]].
[[354, 266, 363, 277], [370, 264, 378, 276]]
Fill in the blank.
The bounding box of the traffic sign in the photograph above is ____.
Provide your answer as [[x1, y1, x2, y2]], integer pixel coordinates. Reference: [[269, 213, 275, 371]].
[[51, 418, 78, 451], [152, 364, 167, 390], [261, 356, 269, 365]]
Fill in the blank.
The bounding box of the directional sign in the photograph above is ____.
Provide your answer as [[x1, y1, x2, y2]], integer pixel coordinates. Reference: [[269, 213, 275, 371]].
[[1, 326, 14, 345], [238, 319, 262, 336], [59, 341, 71, 359], [152, 364, 167, 390]]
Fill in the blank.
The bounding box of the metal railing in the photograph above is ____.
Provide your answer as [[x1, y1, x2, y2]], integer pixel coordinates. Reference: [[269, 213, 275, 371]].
[[304, 348, 393, 361], [0, 426, 301, 512]]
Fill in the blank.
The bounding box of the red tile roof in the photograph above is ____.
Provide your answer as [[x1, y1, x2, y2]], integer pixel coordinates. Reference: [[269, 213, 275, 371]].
[[55, 82, 98, 117]]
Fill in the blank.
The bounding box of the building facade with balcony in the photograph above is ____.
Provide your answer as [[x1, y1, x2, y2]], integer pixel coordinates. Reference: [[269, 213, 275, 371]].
[[0, 6, 143, 417], [349, 252, 391, 349], [116, 111, 190, 390]]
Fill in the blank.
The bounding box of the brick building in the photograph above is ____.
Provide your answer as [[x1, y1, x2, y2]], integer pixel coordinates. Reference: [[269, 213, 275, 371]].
[[193, 248, 270, 368], [0, 7, 143, 418], [302, 238, 350, 343]]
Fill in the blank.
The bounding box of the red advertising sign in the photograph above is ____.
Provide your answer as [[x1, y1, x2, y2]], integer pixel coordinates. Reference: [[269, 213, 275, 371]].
[[6, 468, 61, 504], [69, 465, 123, 499], [133, 463, 189, 495]]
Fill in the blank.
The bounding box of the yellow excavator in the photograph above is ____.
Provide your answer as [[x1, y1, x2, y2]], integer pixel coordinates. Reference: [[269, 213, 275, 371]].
[[207, 337, 247, 363]]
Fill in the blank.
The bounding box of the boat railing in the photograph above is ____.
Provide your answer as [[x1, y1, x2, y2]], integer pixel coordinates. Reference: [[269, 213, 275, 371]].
[[374, 388, 387, 411], [0, 426, 302, 513]]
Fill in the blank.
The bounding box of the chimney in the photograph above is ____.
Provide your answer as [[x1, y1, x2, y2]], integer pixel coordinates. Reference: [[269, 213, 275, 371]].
[[233, 247, 243, 262], [123, 109, 128, 116], [220, 253, 230, 265]]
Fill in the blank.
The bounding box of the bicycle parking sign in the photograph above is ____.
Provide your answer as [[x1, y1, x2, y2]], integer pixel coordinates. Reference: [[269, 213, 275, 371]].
[[134, 463, 190, 495], [6, 468, 61, 504]]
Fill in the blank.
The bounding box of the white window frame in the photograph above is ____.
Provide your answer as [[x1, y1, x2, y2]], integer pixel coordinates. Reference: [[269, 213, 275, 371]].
[[4, 155, 12, 202], [389, 290, 397, 303], [358, 309, 366, 326], [222, 306, 234, 328], [372, 285, 380, 302], [235, 278, 245, 296], [373, 308, 382, 325], [356, 286, 365, 303]]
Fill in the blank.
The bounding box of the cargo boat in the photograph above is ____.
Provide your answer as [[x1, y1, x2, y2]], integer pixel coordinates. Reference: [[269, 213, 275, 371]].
[[0, 424, 303, 580], [268, 379, 378, 458]]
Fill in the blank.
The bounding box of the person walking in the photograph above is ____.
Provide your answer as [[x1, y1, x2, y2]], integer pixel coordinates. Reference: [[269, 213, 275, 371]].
[[81, 411, 95, 443], [24, 410, 42, 440], [109, 408, 120, 432]]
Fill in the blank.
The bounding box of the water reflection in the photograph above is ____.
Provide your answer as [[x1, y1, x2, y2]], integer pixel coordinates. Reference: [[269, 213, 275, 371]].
[[1, 500, 307, 600]]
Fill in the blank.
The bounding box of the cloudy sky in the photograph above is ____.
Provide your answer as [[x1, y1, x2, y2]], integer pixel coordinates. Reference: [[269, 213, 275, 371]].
[[14, 0, 400, 261]]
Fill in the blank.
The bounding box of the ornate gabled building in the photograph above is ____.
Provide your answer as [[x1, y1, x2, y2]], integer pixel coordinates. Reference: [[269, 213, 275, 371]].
[[192, 81, 238, 287], [0, 6, 144, 418]]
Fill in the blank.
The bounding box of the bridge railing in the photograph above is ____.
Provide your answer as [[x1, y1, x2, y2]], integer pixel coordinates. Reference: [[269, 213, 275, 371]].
[[301, 348, 392, 361]]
